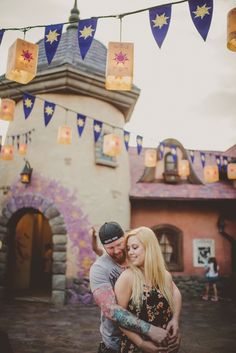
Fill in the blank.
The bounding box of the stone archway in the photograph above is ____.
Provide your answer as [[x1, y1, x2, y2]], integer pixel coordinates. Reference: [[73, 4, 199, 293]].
[[0, 193, 68, 304]]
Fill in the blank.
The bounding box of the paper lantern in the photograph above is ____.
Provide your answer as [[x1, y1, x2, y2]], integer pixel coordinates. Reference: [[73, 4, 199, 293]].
[[0, 99, 15, 121], [227, 8, 236, 51], [105, 42, 134, 91], [57, 125, 72, 144], [145, 149, 157, 167], [0, 145, 14, 160], [204, 165, 219, 183], [6, 38, 39, 84], [18, 143, 27, 155], [178, 159, 190, 177], [227, 163, 236, 179], [103, 134, 122, 157]]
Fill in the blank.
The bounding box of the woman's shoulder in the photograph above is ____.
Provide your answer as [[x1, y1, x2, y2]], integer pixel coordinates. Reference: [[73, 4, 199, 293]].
[[119, 268, 134, 282]]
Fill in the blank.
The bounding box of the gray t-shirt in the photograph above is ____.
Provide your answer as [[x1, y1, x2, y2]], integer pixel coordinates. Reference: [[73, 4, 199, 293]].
[[89, 254, 124, 350]]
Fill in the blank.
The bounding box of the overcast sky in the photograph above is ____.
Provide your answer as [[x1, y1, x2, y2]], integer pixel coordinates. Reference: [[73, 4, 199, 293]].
[[0, 0, 235, 151]]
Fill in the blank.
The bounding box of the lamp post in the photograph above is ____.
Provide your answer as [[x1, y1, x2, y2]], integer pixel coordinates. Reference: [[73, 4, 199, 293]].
[[20, 160, 33, 185]]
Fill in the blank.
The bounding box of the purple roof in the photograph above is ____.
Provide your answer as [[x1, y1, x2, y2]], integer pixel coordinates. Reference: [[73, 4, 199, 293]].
[[129, 144, 236, 200]]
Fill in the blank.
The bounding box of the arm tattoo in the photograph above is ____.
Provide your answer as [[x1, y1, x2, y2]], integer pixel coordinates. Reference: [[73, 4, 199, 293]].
[[93, 284, 151, 335]]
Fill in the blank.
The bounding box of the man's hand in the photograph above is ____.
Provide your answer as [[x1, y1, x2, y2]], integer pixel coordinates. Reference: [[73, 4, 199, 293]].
[[139, 340, 168, 353], [167, 332, 181, 353], [166, 317, 179, 337], [147, 325, 169, 345]]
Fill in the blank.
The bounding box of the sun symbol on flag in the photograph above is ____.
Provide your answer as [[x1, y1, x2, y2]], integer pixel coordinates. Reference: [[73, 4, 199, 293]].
[[193, 4, 211, 19], [45, 106, 54, 115], [77, 118, 84, 127], [21, 50, 33, 62], [94, 124, 101, 133], [24, 98, 33, 108], [113, 51, 128, 65]]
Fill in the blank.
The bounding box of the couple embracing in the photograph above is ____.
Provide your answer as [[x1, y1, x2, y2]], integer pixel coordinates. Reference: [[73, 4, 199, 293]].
[[90, 222, 181, 353]]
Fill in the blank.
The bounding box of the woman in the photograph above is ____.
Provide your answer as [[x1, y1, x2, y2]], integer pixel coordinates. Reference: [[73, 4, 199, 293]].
[[202, 257, 219, 302], [114, 227, 179, 353]]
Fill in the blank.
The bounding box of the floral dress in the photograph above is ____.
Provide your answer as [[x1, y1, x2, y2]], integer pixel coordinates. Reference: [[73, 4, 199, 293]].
[[119, 285, 172, 353]]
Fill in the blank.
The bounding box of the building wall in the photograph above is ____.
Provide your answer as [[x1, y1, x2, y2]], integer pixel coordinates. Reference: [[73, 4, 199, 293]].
[[131, 199, 236, 276], [0, 93, 131, 280]]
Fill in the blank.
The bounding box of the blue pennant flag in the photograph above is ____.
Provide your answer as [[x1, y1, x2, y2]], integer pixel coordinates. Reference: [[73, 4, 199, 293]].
[[77, 113, 86, 137], [93, 119, 103, 143], [159, 142, 165, 159], [0, 29, 5, 46], [222, 156, 228, 173], [44, 101, 55, 126], [149, 5, 172, 48], [124, 130, 130, 151], [190, 150, 195, 163], [215, 155, 221, 172], [23, 93, 36, 120], [171, 145, 177, 162], [44, 24, 63, 64], [136, 135, 143, 155], [188, 0, 213, 41], [78, 18, 97, 59], [200, 152, 206, 168], [16, 135, 20, 149]]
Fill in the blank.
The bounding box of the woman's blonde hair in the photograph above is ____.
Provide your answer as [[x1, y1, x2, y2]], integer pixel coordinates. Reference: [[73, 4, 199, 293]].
[[125, 226, 173, 312]]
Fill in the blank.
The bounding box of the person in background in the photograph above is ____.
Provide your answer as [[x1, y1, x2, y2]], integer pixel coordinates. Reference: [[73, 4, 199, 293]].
[[89, 222, 181, 353], [115, 227, 180, 353], [202, 257, 219, 302]]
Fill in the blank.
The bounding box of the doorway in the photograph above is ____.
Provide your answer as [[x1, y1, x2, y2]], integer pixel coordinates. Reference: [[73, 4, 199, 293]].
[[7, 208, 53, 298]]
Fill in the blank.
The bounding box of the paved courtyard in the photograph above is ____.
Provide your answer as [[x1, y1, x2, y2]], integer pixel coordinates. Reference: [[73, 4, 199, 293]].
[[0, 297, 236, 353]]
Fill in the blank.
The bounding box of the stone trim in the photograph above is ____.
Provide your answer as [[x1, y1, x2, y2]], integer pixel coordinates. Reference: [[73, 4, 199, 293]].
[[0, 193, 67, 305]]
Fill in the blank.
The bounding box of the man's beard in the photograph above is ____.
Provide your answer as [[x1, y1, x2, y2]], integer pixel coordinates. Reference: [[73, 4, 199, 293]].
[[112, 250, 126, 265]]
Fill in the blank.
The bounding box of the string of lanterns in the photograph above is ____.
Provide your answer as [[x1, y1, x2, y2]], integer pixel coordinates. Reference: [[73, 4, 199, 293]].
[[2, 1, 234, 91], [0, 128, 35, 160]]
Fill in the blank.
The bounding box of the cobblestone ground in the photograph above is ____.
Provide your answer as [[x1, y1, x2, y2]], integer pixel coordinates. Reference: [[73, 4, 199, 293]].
[[0, 298, 236, 353]]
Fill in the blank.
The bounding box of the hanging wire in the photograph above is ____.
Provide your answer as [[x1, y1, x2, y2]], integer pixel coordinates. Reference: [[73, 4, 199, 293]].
[[1, 0, 188, 33]]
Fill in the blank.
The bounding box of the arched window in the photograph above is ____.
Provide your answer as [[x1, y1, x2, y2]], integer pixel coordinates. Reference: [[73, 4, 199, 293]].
[[165, 152, 177, 172], [153, 224, 183, 271]]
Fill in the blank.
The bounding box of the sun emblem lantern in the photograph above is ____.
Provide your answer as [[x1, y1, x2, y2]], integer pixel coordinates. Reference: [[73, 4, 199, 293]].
[[18, 143, 27, 155], [227, 8, 236, 51], [0, 98, 16, 121], [227, 163, 236, 179], [0, 145, 14, 160], [103, 134, 122, 157], [145, 149, 157, 167], [204, 165, 219, 183], [105, 42, 134, 91], [6, 38, 39, 84], [57, 125, 72, 144], [178, 159, 190, 177]]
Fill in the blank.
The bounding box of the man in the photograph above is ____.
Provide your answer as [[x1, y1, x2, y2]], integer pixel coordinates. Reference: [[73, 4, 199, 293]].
[[89, 222, 181, 353]]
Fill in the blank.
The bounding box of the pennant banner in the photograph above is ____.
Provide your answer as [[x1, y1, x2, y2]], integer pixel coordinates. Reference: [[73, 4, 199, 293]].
[[124, 130, 130, 151], [200, 152, 206, 168], [78, 18, 97, 60], [171, 144, 177, 162], [0, 29, 5, 46], [159, 142, 165, 160], [44, 23, 63, 64], [136, 135, 143, 155], [188, 0, 213, 41], [77, 113, 86, 137], [190, 150, 195, 164], [149, 5, 172, 48], [44, 101, 55, 126], [23, 93, 36, 119], [93, 119, 103, 142]]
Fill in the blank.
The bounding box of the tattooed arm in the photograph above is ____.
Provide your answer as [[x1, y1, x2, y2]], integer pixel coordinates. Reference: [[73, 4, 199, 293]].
[[93, 283, 169, 344]]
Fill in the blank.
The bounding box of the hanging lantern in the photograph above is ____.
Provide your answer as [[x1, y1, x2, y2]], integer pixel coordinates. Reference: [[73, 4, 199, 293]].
[[204, 165, 219, 183], [227, 8, 236, 51], [20, 160, 33, 184], [0, 145, 14, 160], [0, 99, 15, 121], [103, 133, 122, 157], [145, 149, 157, 167], [227, 163, 236, 179], [5, 38, 39, 84], [178, 159, 190, 177], [57, 125, 72, 144], [105, 42, 134, 91], [18, 143, 27, 155]]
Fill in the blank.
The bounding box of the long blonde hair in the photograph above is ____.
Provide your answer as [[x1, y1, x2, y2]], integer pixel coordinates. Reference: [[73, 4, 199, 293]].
[[125, 227, 173, 312]]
